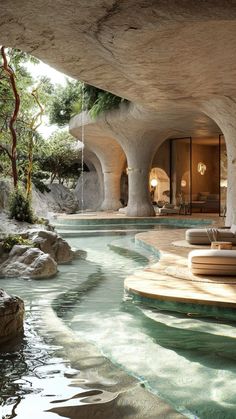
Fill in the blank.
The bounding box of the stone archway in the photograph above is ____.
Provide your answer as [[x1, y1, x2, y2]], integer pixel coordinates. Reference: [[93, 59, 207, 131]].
[[149, 167, 170, 204]]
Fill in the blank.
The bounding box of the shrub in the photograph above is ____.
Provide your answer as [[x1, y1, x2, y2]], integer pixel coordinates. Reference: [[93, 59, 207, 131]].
[[2, 234, 33, 252], [9, 189, 35, 223]]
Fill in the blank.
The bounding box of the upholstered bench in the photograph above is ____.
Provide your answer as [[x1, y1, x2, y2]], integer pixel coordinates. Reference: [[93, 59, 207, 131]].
[[188, 249, 236, 276], [186, 226, 236, 245]]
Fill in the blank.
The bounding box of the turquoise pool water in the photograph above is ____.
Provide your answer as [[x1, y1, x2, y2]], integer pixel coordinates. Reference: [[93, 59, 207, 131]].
[[1, 222, 236, 418], [55, 232, 236, 419]]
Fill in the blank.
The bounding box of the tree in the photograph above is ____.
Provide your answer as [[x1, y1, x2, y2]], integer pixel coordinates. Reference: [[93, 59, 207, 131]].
[[0, 47, 54, 191], [49, 80, 128, 126], [0, 46, 20, 188], [38, 130, 87, 185]]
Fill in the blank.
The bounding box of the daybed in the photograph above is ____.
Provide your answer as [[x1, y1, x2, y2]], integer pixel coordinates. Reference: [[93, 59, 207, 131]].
[[156, 203, 180, 216], [186, 226, 236, 245]]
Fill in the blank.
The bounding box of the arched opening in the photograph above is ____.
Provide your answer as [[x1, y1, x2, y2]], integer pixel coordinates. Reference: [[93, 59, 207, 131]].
[[149, 167, 170, 205]]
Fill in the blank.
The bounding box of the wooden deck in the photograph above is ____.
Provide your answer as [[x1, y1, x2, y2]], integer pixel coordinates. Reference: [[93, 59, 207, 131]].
[[125, 229, 236, 309]]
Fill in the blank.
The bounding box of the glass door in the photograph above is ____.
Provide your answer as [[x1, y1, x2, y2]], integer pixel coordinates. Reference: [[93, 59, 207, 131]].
[[170, 137, 192, 214], [219, 134, 227, 217]]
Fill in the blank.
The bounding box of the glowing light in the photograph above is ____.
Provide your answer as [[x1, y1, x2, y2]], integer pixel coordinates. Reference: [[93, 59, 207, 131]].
[[197, 162, 207, 175], [150, 179, 158, 187]]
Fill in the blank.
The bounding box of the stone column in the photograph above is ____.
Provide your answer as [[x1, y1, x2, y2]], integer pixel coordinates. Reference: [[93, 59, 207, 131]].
[[100, 170, 122, 210], [125, 145, 155, 217]]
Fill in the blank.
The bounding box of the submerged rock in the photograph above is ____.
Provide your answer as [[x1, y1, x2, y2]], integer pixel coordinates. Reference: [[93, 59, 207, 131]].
[[0, 245, 57, 279], [0, 289, 24, 344]]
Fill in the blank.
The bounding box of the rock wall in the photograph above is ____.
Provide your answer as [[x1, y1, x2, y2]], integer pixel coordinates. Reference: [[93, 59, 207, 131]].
[[0, 179, 79, 218], [74, 171, 103, 211], [32, 183, 78, 217]]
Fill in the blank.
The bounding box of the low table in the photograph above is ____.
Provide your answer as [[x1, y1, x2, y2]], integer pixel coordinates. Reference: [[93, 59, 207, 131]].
[[211, 241, 232, 250]]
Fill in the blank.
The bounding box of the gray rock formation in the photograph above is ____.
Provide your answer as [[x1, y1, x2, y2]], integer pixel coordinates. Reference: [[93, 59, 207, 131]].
[[0, 178, 78, 219], [28, 230, 74, 264], [0, 179, 13, 211], [74, 171, 103, 211], [32, 183, 78, 216], [0, 289, 24, 344], [0, 245, 57, 279]]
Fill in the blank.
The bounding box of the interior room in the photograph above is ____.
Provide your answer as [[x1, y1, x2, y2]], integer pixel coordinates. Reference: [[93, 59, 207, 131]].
[[151, 135, 227, 215]]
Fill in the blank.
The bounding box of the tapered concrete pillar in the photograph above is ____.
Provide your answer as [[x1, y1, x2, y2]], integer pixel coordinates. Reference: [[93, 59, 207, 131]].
[[125, 146, 155, 217], [201, 97, 236, 225], [100, 170, 122, 210]]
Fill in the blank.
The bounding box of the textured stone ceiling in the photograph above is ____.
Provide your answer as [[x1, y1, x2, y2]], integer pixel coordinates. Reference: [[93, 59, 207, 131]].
[[1, 0, 235, 135]]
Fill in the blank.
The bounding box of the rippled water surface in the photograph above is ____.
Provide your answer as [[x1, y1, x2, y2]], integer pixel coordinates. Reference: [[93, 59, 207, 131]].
[[1, 226, 236, 418]]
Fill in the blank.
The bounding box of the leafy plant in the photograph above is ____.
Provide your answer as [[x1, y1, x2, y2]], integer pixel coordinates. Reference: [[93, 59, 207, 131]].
[[49, 80, 128, 126], [9, 188, 35, 223], [2, 234, 32, 252]]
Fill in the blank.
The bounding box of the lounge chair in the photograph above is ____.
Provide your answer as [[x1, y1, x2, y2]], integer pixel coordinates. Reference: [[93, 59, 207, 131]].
[[188, 249, 236, 275], [156, 203, 180, 216], [185, 225, 236, 245]]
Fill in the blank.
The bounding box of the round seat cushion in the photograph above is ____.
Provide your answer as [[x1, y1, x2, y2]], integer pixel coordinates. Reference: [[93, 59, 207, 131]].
[[188, 249, 236, 275]]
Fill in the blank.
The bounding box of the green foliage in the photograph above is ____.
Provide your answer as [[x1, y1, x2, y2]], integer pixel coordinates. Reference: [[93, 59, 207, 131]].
[[49, 80, 82, 126], [37, 130, 87, 184], [31, 171, 51, 193], [2, 234, 33, 252], [49, 80, 128, 126], [89, 91, 127, 118], [0, 48, 55, 188], [9, 189, 35, 223]]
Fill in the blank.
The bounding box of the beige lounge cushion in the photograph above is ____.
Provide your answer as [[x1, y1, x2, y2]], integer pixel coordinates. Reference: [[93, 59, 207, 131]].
[[189, 249, 236, 264], [188, 249, 236, 276], [185, 228, 236, 244]]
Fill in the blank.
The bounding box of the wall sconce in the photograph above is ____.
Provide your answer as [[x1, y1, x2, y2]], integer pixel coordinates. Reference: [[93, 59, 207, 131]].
[[181, 179, 187, 187], [150, 178, 158, 188], [220, 179, 227, 188], [197, 162, 207, 175]]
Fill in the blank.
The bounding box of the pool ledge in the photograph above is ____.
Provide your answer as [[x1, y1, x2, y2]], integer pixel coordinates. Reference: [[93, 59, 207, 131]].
[[124, 229, 236, 314]]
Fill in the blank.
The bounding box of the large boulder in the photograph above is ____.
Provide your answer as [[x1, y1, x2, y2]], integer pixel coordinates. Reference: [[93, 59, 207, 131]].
[[0, 179, 13, 211], [0, 289, 24, 344], [0, 245, 57, 279], [28, 230, 74, 264], [0, 178, 78, 218], [74, 171, 103, 211], [32, 183, 78, 217]]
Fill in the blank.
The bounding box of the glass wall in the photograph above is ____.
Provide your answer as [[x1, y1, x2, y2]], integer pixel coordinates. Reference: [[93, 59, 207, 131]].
[[170, 138, 191, 213], [152, 135, 226, 216], [220, 134, 227, 217]]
